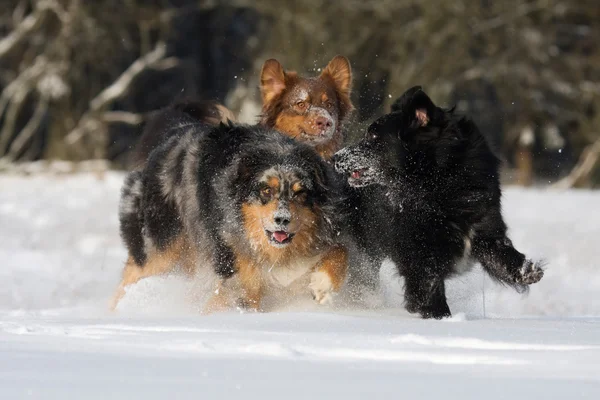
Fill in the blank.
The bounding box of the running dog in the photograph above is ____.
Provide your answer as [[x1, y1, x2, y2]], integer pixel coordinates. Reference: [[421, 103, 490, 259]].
[[112, 121, 347, 312], [334, 86, 544, 319]]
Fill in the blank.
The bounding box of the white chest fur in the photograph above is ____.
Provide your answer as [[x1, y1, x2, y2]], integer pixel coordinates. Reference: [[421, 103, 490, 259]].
[[262, 254, 323, 290]]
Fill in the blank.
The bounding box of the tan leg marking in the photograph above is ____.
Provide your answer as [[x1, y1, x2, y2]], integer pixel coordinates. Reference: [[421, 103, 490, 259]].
[[309, 245, 348, 304], [203, 280, 233, 314], [110, 235, 198, 311], [236, 254, 263, 311]]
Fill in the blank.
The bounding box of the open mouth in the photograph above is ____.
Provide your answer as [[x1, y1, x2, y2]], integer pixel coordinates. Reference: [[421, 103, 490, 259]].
[[266, 230, 295, 246], [351, 168, 368, 179], [346, 167, 372, 187]]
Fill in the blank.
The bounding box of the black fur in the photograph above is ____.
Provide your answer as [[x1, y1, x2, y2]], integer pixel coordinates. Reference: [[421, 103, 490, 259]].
[[118, 171, 146, 266], [132, 99, 226, 167], [120, 117, 342, 282], [334, 86, 544, 319]]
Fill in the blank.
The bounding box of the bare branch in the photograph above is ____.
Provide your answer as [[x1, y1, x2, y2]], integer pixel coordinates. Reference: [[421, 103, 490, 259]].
[[4, 95, 49, 161], [151, 57, 180, 71], [0, 56, 51, 119], [89, 41, 167, 111], [12, 0, 29, 24], [0, 0, 68, 60], [553, 138, 600, 189], [0, 86, 30, 155], [472, 0, 550, 35], [64, 41, 175, 148], [101, 111, 144, 126]]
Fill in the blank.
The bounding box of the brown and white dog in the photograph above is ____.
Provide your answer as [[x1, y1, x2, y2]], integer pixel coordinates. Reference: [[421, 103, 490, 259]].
[[259, 55, 353, 160]]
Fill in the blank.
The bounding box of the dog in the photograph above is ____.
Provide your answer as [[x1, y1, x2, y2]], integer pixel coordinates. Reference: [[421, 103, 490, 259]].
[[259, 55, 353, 160], [333, 86, 544, 319], [112, 121, 347, 312], [132, 56, 353, 165]]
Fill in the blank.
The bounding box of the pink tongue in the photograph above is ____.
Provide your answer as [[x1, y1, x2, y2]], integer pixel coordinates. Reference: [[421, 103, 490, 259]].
[[351, 170, 361, 179], [272, 231, 289, 243]]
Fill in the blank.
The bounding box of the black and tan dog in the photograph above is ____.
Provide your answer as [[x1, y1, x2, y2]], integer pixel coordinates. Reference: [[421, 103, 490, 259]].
[[112, 121, 347, 312], [334, 86, 544, 319], [113, 56, 355, 311]]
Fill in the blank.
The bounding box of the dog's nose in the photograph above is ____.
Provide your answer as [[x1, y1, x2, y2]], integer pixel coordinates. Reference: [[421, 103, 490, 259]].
[[274, 216, 290, 226], [315, 117, 332, 130]]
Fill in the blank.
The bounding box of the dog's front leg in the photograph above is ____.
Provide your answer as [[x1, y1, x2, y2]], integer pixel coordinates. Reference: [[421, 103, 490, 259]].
[[309, 245, 348, 304], [472, 236, 544, 289], [203, 254, 263, 314], [403, 273, 451, 319], [236, 255, 264, 312]]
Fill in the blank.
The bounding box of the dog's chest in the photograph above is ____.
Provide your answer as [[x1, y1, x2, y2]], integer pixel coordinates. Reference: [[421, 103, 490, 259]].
[[262, 255, 321, 290]]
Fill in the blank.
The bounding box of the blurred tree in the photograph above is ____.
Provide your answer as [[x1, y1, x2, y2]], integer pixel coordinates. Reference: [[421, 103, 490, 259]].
[[0, 0, 598, 186]]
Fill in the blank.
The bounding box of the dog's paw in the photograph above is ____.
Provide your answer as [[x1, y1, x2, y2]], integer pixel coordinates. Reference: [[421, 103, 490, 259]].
[[515, 260, 544, 285], [235, 297, 261, 313], [309, 270, 335, 305]]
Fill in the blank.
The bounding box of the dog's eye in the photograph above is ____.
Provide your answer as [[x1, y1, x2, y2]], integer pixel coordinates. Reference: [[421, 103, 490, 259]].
[[260, 187, 272, 197], [368, 132, 378, 140], [296, 101, 307, 110]]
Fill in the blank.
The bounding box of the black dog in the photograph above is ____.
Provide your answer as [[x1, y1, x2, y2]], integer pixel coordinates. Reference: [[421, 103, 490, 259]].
[[334, 86, 544, 319]]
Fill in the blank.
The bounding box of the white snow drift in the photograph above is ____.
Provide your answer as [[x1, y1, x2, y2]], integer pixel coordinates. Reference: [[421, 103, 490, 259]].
[[0, 172, 599, 399]]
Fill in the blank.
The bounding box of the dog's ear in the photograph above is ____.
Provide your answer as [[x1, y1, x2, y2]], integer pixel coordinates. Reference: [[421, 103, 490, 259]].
[[320, 55, 352, 97], [391, 86, 437, 128], [391, 86, 422, 113], [260, 59, 287, 104]]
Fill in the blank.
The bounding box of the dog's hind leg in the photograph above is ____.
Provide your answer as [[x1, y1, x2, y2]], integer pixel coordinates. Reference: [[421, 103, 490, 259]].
[[110, 235, 195, 310]]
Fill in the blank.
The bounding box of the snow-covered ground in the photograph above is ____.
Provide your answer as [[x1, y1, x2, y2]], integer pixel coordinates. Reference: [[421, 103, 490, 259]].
[[1, 172, 599, 399]]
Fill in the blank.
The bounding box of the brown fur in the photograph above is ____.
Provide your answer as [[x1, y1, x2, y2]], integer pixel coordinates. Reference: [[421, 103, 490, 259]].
[[235, 253, 263, 310], [111, 234, 197, 310], [201, 169, 343, 313], [260, 56, 354, 160], [239, 198, 319, 265], [315, 245, 348, 291]]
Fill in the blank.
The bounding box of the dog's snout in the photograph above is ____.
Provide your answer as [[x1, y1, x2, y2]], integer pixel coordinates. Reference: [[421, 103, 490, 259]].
[[273, 206, 291, 227], [315, 116, 332, 130], [274, 215, 290, 226]]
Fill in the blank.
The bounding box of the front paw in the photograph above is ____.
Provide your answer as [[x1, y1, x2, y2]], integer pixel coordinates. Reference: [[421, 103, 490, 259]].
[[515, 260, 544, 285], [235, 297, 262, 313], [309, 270, 335, 305]]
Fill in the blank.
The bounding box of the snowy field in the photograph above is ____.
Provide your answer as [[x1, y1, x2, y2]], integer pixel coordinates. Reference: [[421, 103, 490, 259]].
[[1, 172, 599, 399]]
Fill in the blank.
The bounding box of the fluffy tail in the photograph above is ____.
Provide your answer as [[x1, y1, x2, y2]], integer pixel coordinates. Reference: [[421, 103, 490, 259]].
[[133, 99, 235, 166], [119, 171, 146, 266]]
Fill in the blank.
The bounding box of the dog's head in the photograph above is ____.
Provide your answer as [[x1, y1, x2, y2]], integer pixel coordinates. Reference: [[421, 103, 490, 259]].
[[334, 86, 442, 187], [232, 143, 335, 260], [259, 56, 353, 158]]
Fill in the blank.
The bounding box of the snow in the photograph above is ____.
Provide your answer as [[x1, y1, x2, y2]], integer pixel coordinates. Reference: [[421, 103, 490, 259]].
[[1, 172, 599, 399]]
